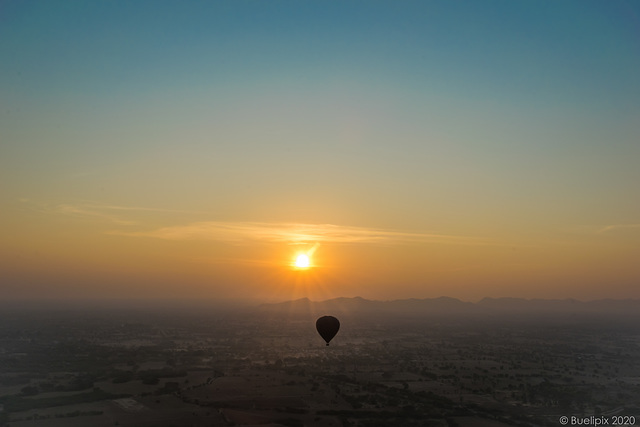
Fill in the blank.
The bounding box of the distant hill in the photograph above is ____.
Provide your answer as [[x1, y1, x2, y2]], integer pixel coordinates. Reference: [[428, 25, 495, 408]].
[[257, 296, 640, 318]]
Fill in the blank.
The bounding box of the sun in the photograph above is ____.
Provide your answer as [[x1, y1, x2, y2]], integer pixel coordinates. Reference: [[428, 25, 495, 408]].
[[290, 243, 319, 270], [295, 253, 310, 268]]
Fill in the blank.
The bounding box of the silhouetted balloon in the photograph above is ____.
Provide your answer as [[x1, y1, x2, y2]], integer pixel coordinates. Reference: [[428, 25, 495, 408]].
[[316, 316, 340, 346]]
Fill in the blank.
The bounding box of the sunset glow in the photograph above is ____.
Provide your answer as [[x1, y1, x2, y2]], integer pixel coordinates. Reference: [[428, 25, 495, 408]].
[[1, 2, 638, 303]]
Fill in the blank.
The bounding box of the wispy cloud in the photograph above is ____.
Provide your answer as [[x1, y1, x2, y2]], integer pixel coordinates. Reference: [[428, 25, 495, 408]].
[[21, 200, 208, 226], [599, 224, 640, 234], [22, 199, 498, 246], [78, 203, 208, 214], [53, 204, 137, 225], [110, 221, 493, 246]]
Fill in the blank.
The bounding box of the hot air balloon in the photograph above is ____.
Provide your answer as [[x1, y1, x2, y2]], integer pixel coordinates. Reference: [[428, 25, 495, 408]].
[[316, 316, 340, 346]]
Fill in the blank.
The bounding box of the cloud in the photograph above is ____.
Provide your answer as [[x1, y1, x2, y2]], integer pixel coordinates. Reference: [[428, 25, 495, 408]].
[[599, 224, 640, 234], [22, 199, 498, 246], [21, 200, 207, 225], [110, 221, 493, 246], [79, 203, 208, 214], [53, 204, 137, 225]]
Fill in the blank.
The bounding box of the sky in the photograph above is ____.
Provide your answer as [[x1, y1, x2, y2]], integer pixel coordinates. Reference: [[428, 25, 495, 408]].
[[1, 1, 639, 303]]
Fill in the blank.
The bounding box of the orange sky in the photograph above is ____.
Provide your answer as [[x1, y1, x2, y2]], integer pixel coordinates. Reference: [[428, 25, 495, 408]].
[[1, 201, 638, 302]]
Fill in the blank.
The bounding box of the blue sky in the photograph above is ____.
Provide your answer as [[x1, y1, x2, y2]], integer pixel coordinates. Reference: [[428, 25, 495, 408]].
[[4, 1, 639, 105]]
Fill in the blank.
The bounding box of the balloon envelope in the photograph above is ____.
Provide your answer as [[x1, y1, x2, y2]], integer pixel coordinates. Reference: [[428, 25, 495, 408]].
[[316, 316, 340, 346]]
